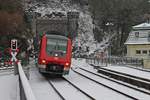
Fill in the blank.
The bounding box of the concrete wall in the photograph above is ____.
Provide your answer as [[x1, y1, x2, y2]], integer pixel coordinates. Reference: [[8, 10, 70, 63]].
[[34, 12, 79, 38], [143, 59, 150, 69], [127, 44, 150, 58], [36, 17, 68, 34]]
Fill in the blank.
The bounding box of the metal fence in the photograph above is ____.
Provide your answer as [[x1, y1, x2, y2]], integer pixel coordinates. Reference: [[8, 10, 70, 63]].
[[86, 56, 143, 68], [86, 57, 108, 67]]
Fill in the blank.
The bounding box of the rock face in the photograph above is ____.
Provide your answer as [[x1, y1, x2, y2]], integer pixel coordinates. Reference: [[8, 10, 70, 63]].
[[26, 0, 97, 53]]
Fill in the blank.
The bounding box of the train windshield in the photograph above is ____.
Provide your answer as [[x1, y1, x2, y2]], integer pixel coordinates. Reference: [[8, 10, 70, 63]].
[[46, 37, 67, 57]]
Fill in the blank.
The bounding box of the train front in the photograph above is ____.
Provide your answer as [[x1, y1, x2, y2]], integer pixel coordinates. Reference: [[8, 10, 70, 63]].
[[38, 34, 72, 75]]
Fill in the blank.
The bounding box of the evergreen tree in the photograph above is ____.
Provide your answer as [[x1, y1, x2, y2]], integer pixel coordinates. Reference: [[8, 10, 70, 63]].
[[89, 0, 150, 55]]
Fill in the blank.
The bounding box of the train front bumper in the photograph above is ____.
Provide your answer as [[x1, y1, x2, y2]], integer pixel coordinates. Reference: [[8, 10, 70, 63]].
[[38, 65, 69, 75]]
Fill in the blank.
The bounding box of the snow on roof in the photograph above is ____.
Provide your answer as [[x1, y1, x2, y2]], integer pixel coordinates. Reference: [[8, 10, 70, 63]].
[[125, 22, 150, 45], [133, 23, 150, 30], [124, 37, 150, 45]]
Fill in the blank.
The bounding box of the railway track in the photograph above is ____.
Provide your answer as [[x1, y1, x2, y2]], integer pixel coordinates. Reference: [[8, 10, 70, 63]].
[[47, 77, 95, 100], [47, 79, 65, 100], [71, 68, 138, 100], [0, 66, 14, 70], [46, 70, 136, 100], [0, 68, 14, 76], [78, 67, 150, 95], [79, 68, 150, 95], [97, 67, 150, 90]]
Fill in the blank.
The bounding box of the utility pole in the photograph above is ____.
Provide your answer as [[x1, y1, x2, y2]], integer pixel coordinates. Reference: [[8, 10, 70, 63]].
[[109, 41, 111, 65], [106, 22, 114, 65]]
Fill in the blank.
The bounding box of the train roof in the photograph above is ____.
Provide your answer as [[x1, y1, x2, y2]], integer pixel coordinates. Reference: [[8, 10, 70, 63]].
[[45, 34, 68, 40]]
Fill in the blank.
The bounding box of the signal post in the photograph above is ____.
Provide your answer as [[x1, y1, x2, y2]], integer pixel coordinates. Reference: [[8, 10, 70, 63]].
[[10, 39, 19, 75]]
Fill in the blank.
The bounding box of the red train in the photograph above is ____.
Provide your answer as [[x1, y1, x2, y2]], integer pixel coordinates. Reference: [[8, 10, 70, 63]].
[[38, 33, 72, 75]]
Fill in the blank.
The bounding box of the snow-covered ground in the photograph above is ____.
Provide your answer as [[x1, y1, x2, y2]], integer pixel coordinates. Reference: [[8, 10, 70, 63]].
[[1, 58, 150, 100], [65, 70, 132, 100], [49, 77, 92, 100], [73, 58, 150, 80], [0, 73, 19, 100], [28, 58, 150, 100], [29, 60, 131, 100], [72, 58, 150, 100], [29, 68, 62, 100]]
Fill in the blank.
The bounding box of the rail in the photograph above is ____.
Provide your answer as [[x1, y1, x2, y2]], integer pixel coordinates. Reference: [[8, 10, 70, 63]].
[[71, 68, 138, 100], [18, 62, 36, 100]]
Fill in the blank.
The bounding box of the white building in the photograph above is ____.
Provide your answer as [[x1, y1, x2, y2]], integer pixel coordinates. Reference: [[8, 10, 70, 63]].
[[125, 22, 150, 68]]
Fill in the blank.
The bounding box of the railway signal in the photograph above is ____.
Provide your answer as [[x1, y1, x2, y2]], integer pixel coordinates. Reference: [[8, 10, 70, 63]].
[[11, 39, 17, 50], [10, 39, 19, 75], [10, 39, 19, 63]]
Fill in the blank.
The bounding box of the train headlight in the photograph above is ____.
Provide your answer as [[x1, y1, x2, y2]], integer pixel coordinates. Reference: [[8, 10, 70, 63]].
[[65, 62, 69, 66], [55, 53, 58, 57], [42, 59, 46, 64]]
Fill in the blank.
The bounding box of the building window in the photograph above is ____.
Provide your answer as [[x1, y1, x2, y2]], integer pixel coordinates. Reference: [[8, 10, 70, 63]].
[[136, 50, 141, 54], [149, 50, 150, 54], [148, 34, 150, 41], [148, 33, 150, 37], [135, 32, 139, 37], [142, 50, 147, 54]]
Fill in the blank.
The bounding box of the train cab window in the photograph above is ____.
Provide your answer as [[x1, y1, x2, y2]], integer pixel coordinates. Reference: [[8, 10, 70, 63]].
[[46, 37, 67, 56]]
